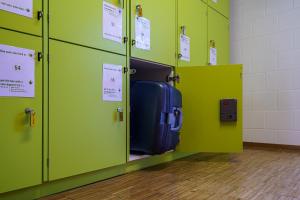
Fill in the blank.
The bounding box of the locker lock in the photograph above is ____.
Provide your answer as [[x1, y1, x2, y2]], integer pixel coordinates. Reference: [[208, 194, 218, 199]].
[[136, 5, 143, 17], [25, 108, 37, 128]]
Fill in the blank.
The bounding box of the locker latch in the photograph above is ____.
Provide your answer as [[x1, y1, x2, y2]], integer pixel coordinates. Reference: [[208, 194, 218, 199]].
[[136, 5, 143, 17], [25, 108, 37, 128], [37, 11, 43, 20]]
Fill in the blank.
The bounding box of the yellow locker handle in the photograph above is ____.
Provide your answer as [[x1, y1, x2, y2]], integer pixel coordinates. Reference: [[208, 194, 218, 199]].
[[25, 108, 37, 128], [136, 5, 143, 17], [117, 107, 124, 122], [209, 40, 216, 48]]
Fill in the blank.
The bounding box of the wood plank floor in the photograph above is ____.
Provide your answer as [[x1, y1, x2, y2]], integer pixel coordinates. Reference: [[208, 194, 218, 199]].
[[42, 146, 300, 200]]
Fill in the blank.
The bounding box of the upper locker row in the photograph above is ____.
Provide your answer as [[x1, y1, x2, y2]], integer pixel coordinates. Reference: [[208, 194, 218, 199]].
[[0, 0, 230, 66]]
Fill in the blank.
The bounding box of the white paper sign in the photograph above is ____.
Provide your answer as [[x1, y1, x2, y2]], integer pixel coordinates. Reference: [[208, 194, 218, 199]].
[[212, 0, 218, 3], [0, 0, 33, 18], [102, 64, 122, 102], [103, 1, 123, 43], [0, 44, 35, 97], [180, 34, 190, 62], [210, 47, 217, 65], [135, 16, 151, 50]]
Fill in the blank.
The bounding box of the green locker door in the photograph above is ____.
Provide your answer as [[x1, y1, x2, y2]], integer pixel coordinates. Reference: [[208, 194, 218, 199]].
[[49, 40, 127, 180], [208, 0, 230, 18], [176, 65, 243, 153], [131, 0, 176, 66], [208, 7, 230, 65], [178, 0, 207, 67], [0, 29, 42, 193], [0, 0, 43, 36], [49, 0, 126, 55]]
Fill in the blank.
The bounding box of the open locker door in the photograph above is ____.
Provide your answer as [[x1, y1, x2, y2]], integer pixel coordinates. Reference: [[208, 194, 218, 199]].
[[176, 65, 243, 153]]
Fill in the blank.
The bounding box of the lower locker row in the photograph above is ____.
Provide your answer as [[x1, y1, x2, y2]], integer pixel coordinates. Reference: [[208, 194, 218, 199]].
[[0, 28, 242, 195]]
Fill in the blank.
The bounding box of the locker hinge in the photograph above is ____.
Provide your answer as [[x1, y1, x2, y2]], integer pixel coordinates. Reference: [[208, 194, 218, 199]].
[[37, 11, 43, 20], [131, 40, 136, 46], [46, 158, 49, 168], [47, 54, 50, 63], [123, 67, 128, 73], [167, 75, 180, 83], [124, 67, 136, 74], [37, 52, 43, 62], [123, 37, 128, 44], [47, 14, 50, 23]]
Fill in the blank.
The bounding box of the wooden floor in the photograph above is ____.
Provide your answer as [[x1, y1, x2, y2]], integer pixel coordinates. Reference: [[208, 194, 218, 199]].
[[42, 146, 300, 200]]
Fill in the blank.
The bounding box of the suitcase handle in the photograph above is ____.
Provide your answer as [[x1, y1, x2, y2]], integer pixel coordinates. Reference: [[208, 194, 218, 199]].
[[168, 108, 183, 132]]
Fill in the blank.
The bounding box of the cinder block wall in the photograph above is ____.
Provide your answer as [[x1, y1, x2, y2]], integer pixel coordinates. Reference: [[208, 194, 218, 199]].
[[231, 0, 300, 145]]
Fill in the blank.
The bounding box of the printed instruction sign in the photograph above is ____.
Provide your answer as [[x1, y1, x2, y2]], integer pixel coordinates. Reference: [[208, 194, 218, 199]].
[[0, 0, 33, 18], [180, 34, 190, 62], [135, 16, 151, 50], [0, 44, 35, 98], [102, 64, 123, 102], [103, 1, 123, 43], [210, 47, 217, 65]]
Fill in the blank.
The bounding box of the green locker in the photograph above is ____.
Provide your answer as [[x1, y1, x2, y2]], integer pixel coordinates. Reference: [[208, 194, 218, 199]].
[[0, 29, 43, 193], [208, 0, 230, 18], [177, 0, 207, 67], [130, 0, 176, 66], [49, 0, 126, 55], [176, 65, 243, 152], [208, 7, 230, 65], [49, 40, 127, 180], [0, 0, 43, 36]]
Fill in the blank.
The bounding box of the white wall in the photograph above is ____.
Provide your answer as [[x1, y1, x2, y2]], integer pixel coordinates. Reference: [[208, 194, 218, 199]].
[[231, 0, 300, 145]]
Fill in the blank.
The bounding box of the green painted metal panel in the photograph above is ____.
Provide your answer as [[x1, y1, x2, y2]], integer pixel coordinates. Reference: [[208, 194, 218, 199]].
[[178, 0, 208, 67], [49, 0, 126, 55], [208, 0, 230, 18], [176, 65, 243, 153], [208, 7, 230, 65], [0, 0, 42, 36], [130, 0, 176, 66], [0, 29, 43, 193], [49, 40, 127, 180]]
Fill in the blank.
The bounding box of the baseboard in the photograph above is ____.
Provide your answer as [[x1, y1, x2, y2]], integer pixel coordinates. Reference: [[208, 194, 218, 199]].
[[244, 142, 300, 150]]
